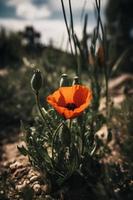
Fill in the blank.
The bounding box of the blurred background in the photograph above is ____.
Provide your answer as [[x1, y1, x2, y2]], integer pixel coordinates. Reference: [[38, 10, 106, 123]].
[[0, 0, 106, 48], [0, 0, 133, 140]]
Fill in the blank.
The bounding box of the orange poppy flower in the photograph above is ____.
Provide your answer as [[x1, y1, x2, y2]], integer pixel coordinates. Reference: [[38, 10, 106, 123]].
[[47, 85, 92, 119]]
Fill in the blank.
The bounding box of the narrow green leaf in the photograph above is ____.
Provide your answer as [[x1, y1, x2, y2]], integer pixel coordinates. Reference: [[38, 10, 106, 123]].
[[17, 145, 28, 156]]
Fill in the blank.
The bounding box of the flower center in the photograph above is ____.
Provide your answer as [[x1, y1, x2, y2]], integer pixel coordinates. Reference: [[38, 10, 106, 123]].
[[65, 103, 77, 110]]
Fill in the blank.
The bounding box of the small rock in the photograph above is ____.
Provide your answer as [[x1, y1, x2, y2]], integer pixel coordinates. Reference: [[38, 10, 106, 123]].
[[33, 183, 41, 194], [23, 179, 30, 185], [32, 181, 39, 186], [30, 175, 39, 183], [45, 195, 52, 200], [28, 169, 38, 176], [2, 161, 9, 167], [13, 167, 28, 179], [26, 180, 30, 184], [0, 190, 4, 194], [41, 184, 50, 193], [10, 161, 22, 171], [16, 181, 27, 191]]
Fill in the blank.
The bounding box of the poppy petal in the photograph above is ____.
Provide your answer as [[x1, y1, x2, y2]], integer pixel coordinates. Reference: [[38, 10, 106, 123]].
[[65, 92, 92, 119], [47, 85, 92, 119], [47, 89, 66, 107], [59, 86, 76, 104], [73, 85, 91, 107]]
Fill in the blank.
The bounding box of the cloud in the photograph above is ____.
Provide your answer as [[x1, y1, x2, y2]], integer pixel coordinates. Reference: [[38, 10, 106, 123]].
[[49, 0, 107, 14], [32, 0, 49, 6], [0, 0, 107, 21], [48, 0, 106, 25], [7, 0, 51, 20], [16, 3, 51, 19], [0, 0, 107, 49]]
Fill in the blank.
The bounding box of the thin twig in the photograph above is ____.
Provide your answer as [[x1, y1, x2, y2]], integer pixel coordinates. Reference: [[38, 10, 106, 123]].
[[95, 0, 109, 118], [60, 0, 74, 55], [68, 0, 80, 77], [52, 122, 64, 159], [35, 92, 53, 134], [80, 0, 87, 21]]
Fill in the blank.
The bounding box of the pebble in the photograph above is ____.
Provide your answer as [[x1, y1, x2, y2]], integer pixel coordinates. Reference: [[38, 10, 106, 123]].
[[28, 168, 40, 177], [41, 184, 50, 193], [2, 161, 9, 167], [32, 181, 39, 186], [23, 180, 30, 185], [13, 167, 28, 179], [10, 161, 22, 171], [30, 175, 39, 183], [33, 183, 41, 194], [16, 181, 27, 191], [45, 195, 53, 200]]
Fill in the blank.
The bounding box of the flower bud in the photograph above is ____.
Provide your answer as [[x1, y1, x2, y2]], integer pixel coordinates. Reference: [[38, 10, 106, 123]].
[[59, 74, 69, 87], [97, 45, 105, 67], [72, 76, 80, 85], [31, 69, 42, 93]]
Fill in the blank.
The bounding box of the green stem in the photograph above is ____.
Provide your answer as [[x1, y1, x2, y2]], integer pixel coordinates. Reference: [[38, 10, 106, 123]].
[[68, 0, 80, 77], [52, 122, 64, 159], [95, 0, 109, 119], [90, 142, 97, 156], [79, 115, 85, 155], [60, 0, 74, 55], [68, 119, 72, 130], [35, 92, 53, 134]]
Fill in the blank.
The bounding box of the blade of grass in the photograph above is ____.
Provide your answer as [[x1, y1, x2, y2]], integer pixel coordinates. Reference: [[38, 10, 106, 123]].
[[80, 0, 87, 22], [95, 0, 109, 118], [60, 0, 74, 55], [68, 0, 81, 78]]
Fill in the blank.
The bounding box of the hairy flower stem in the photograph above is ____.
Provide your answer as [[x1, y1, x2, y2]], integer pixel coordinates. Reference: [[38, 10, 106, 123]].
[[68, 119, 72, 147], [79, 115, 85, 155], [90, 142, 98, 156], [105, 73, 109, 119], [35, 92, 53, 134], [52, 122, 64, 159], [68, 119, 72, 130]]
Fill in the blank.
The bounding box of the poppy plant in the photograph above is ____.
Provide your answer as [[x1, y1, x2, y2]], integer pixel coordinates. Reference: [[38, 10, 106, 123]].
[[47, 85, 92, 119]]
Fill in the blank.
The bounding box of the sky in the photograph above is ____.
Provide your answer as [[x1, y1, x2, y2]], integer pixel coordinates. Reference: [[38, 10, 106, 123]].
[[0, 0, 107, 49]]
